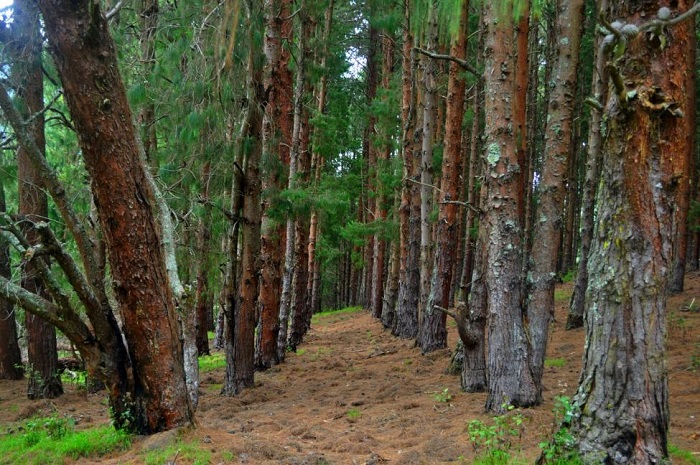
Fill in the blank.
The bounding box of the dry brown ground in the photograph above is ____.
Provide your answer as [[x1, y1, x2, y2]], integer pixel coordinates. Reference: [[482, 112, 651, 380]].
[[1, 275, 699, 464]]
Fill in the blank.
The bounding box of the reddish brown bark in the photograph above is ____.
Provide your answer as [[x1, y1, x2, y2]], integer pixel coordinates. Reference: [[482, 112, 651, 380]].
[[482, 2, 538, 412], [13, 0, 62, 400], [570, 3, 693, 461], [0, 184, 21, 380], [38, 0, 192, 431], [420, 0, 468, 354], [394, 0, 419, 339], [194, 161, 213, 356]]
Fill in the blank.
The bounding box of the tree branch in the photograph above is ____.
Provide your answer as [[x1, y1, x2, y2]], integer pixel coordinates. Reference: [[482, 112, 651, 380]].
[[413, 46, 480, 78]]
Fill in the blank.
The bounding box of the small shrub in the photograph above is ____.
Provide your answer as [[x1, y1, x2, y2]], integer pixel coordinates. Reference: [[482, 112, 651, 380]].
[[346, 409, 362, 422], [433, 388, 452, 403], [467, 404, 525, 463], [538, 396, 583, 464]]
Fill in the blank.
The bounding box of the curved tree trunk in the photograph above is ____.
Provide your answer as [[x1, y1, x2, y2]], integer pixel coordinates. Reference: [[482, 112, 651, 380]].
[[38, 0, 193, 432], [570, 2, 693, 462]]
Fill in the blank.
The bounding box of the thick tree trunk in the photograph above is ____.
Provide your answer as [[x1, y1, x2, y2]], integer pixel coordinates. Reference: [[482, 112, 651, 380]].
[[394, 0, 419, 339], [38, 0, 193, 432], [420, 0, 468, 354], [570, 3, 693, 462], [481, 2, 538, 412], [526, 0, 585, 393]]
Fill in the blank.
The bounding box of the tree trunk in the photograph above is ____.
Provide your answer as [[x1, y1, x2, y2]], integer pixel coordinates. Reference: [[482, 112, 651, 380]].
[[0, 181, 22, 380], [570, 3, 693, 462], [394, 0, 420, 340], [278, 0, 308, 361], [13, 0, 62, 400], [567, 0, 610, 330], [416, 2, 437, 350], [194, 161, 213, 357], [137, 0, 158, 162], [38, 0, 193, 432], [256, 0, 288, 370], [481, 2, 538, 412], [420, 0, 468, 354], [526, 0, 585, 393]]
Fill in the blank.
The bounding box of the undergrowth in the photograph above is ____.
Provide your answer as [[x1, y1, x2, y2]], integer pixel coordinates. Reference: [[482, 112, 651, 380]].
[[0, 415, 130, 465]]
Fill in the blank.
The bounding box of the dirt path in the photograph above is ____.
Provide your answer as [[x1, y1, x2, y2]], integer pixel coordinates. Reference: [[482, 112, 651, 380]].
[[1, 277, 699, 464]]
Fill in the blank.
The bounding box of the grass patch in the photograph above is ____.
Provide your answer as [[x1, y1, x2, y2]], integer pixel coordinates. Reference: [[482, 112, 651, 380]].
[[142, 437, 211, 465], [312, 306, 363, 324], [554, 288, 571, 303], [669, 444, 700, 465], [0, 416, 130, 465], [346, 409, 362, 422], [198, 352, 225, 372], [544, 358, 566, 368]]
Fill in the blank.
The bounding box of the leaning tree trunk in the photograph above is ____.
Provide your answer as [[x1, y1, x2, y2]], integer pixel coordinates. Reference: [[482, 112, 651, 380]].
[[570, 2, 694, 463], [526, 0, 585, 393], [13, 0, 62, 400], [38, 0, 193, 432], [481, 1, 538, 412]]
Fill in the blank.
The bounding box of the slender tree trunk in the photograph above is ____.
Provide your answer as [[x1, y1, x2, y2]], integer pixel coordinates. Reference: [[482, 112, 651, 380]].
[[417, 1, 437, 350], [38, 0, 193, 432], [137, 0, 158, 162], [278, 0, 308, 360], [526, 0, 585, 394], [394, 0, 419, 339], [567, 0, 610, 330], [481, 1, 538, 412], [13, 0, 62, 400], [0, 181, 21, 380], [223, 1, 265, 395], [194, 161, 213, 356], [570, 3, 693, 461], [419, 0, 468, 353]]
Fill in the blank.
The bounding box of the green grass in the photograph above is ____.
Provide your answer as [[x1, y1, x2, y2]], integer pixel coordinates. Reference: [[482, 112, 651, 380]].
[[311, 306, 363, 324], [198, 352, 226, 372], [554, 288, 572, 303], [346, 408, 362, 422], [0, 416, 130, 465], [142, 438, 211, 465], [544, 358, 567, 368], [670, 444, 700, 465]]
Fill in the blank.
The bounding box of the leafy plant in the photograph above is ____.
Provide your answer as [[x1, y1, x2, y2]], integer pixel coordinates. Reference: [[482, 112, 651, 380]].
[[198, 353, 226, 373], [346, 409, 362, 422], [538, 396, 583, 464], [433, 388, 452, 403], [467, 404, 525, 463]]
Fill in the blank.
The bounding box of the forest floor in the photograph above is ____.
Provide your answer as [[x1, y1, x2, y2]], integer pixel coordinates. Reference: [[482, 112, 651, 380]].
[[1, 275, 700, 464]]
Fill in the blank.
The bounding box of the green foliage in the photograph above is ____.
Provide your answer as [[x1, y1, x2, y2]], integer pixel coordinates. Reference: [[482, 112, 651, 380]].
[[544, 358, 566, 368], [560, 270, 576, 283], [467, 404, 525, 463], [346, 408, 362, 422], [311, 306, 363, 325], [433, 388, 452, 403], [538, 396, 582, 464], [669, 444, 700, 465], [142, 437, 211, 465], [554, 288, 572, 303], [199, 352, 226, 373], [0, 416, 130, 465]]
